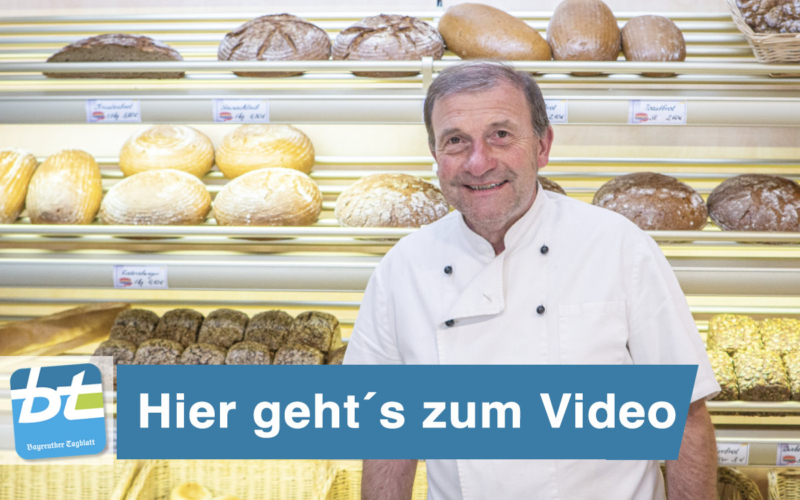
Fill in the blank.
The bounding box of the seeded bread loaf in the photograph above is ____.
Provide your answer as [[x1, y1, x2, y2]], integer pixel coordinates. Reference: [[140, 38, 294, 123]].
[[706, 350, 739, 400], [287, 311, 343, 353], [707, 174, 800, 232], [119, 125, 214, 178], [327, 345, 348, 365], [707, 314, 763, 355], [180, 343, 227, 365], [215, 124, 315, 179], [785, 352, 800, 401], [274, 342, 325, 365], [26, 150, 103, 225], [547, 0, 621, 74], [760, 318, 800, 356], [733, 350, 790, 401], [0, 149, 37, 224], [225, 341, 272, 365], [93, 339, 136, 389], [244, 310, 295, 350], [197, 309, 247, 349], [109, 309, 160, 346], [134, 339, 184, 365], [154, 309, 204, 347], [621, 16, 686, 77]]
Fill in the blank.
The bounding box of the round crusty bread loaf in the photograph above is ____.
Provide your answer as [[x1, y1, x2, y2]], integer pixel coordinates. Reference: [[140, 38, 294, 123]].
[[170, 483, 212, 500], [622, 16, 686, 77], [218, 14, 331, 77], [215, 124, 314, 179], [100, 169, 211, 225], [332, 14, 444, 78], [708, 174, 800, 232], [214, 167, 322, 226], [26, 150, 102, 225], [0, 149, 37, 224], [335, 173, 449, 228], [547, 0, 621, 74], [119, 125, 214, 178], [540, 176, 566, 195], [437, 4, 551, 61], [592, 172, 707, 230], [737, 0, 800, 33]]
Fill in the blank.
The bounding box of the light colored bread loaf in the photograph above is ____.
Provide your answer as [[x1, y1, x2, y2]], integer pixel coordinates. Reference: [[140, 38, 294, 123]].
[[215, 124, 314, 179], [214, 167, 322, 226], [26, 150, 102, 224], [336, 173, 449, 228], [0, 149, 37, 224], [170, 483, 212, 500], [547, 0, 620, 75], [438, 4, 551, 61], [99, 169, 211, 225], [119, 125, 214, 178], [622, 16, 686, 77]]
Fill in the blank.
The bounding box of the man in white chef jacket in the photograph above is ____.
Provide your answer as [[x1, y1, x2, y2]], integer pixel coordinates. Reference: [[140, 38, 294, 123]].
[[344, 62, 720, 500]]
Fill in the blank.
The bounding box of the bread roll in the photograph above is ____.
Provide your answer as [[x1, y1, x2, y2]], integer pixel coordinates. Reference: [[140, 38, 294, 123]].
[[218, 14, 331, 77], [540, 176, 566, 195], [214, 168, 322, 226], [332, 15, 444, 77], [592, 172, 707, 231], [335, 173, 449, 228], [170, 483, 212, 500], [215, 124, 314, 179], [26, 150, 102, 224], [0, 149, 37, 224], [99, 169, 211, 226], [547, 0, 620, 75], [438, 4, 551, 61], [119, 125, 214, 178], [622, 16, 686, 77], [45, 34, 184, 79], [707, 174, 800, 232]]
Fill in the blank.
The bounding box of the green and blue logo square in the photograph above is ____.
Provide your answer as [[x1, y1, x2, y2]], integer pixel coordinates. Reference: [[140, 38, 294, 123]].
[[10, 363, 106, 459]]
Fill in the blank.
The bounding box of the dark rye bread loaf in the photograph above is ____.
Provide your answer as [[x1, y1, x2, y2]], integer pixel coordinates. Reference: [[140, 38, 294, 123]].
[[332, 15, 444, 78], [592, 172, 707, 230], [218, 14, 331, 78], [737, 0, 800, 33], [45, 34, 184, 79], [708, 174, 800, 232]]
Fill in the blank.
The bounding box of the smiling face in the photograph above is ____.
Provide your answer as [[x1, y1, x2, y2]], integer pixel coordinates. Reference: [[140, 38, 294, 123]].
[[430, 82, 554, 240]]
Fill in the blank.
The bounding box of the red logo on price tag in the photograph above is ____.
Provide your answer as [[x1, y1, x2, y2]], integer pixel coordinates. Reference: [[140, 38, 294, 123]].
[[634, 112, 648, 123], [119, 277, 132, 287], [219, 111, 232, 121], [92, 111, 105, 120]]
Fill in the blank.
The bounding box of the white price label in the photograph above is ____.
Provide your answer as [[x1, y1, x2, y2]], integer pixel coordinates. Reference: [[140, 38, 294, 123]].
[[777, 443, 800, 466], [113, 265, 168, 289], [545, 99, 568, 124], [86, 99, 141, 123], [717, 443, 749, 466], [628, 100, 686, 125], [213, 99, 269, 123]]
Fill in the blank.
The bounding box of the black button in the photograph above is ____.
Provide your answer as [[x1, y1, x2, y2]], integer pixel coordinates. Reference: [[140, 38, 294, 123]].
[[445, 319, 455, 327], [444, 265, 453, 275], [540, 245, 549, 255], [536, 305, 545, 315]]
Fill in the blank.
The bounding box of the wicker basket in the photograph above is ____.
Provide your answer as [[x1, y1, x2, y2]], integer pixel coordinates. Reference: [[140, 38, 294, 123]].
[[718, 467, 763, 500], [0, 459, 136, 500], [124, 460, 335, 500], [727, 0, 800, 64], [327, 460, 428, 500], [769, 468, 800, 500]]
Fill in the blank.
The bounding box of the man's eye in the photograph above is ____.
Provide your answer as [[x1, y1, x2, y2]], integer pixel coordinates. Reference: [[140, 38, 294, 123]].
[[497, 131, 509, 138], [448, 137, 461, 144]]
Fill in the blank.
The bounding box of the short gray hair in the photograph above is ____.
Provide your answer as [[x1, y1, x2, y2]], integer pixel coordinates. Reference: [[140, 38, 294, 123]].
[[423, 61, 550, 150]]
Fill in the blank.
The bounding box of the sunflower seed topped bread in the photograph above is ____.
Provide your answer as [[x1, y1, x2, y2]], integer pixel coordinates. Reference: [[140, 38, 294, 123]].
[[540, 176, 566, 196], [737, 0, 800, 33], [547, 0, 621, 73], [707, 314, 763, 354], [0, 149, 37, 224], [335, 173, 449, 228], [332, 14, 444, 77], [244, 310, 295, 350], [225, 341, 272, 365], [733, 350, 790, 401], [119, 125, 214, 178], [707, 174, 800, 232], [134, 338, 184, 365], [197, 309, 248, 349], [99, 169, 212, 226], [785, 352, 800, 401], [26, 150, 103, 225], [437, 4, 551, 61], [327, 345, 347, 365], [760, 318, 800, 356], [621, 16, 686, 77], [154, 309, 204, 347], [44, 34, 184, 79], [180, 343, 227, 365], [706, 350, 739, 400], [109, 309, 160, 346], [592, 172, 707, 231], [215, 124, 315, 179], [218, 14, 331, 77], [274, 342, 325, 365], [287, 311, 342, 353]]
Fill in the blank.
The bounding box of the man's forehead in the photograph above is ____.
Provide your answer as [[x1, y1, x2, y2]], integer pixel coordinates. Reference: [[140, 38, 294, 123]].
[[431, 85, 531, 130]]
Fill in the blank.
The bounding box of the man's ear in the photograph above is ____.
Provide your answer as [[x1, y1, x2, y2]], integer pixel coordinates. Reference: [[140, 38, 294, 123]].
[[536, 127, 555, 171]]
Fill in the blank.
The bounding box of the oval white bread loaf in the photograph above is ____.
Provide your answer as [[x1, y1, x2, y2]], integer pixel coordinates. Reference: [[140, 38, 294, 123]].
[[119, 125, 214, 178], [100, 169, 211, 225], [26, 150, 102, 224], [335, 173, 449, 228], [170, 483, 212, 500], [438, 4, 551, 61], [0, 149, 37, 224], [214, 167, 322, 226], [215, 124, 315, 179], [621, 15, 686, 77], [547, 0, 620, 75]]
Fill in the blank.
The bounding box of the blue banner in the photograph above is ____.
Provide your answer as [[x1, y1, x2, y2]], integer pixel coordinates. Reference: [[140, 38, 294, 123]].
[[117, 365, 696, 460]]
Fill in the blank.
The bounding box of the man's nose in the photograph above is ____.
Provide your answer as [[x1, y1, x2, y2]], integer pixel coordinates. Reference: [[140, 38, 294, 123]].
[[463, 139, 496, 178]]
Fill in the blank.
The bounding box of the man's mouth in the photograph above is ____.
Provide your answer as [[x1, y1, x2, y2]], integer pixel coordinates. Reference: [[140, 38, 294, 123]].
[[465, 181, 508, 191]]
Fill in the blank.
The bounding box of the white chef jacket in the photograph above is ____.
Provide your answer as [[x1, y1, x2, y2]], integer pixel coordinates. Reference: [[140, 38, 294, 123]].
[[344, 183, 720, 500]]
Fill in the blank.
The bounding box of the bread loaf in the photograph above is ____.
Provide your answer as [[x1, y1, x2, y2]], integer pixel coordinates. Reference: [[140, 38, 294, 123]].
[[244, 310, 295, 350], [274, 342, 325, 365], [0, 149, 37, 224], [733, 350, 790, 401], [547, 0, 621, 75], [180, 344, 227, 365], [336, 173, 449, 228], [707, 174, 800, 232], [225, 341, 272, 365], [218, 14, 331, 77], [119, 125, 214, 178], [109, 309, 160, 346], [287, 311, 342, 353], [197, 309, 247, 349], [707, 314, 762, 355], [785, 352, 800, 401], [621, 16, 685, 77], [437, 4, 551, 61], [170, 483, 212, 500], [45, 34, 184, 79], [134, 339, 184, 365], [93, 339, 136, 390], [592, 172, 707, 231], [737, 0, 800, 33], [215, 124, 314, 179], [214, 168, 322, 226], [26, 150, 102, 225], [540, 176, 566, 195], [760, 318, 800, 356], [332, 14, 444, 77], [327, 345, 347, 365], [707, 350, 739, 401], [154, 309, 204, 347]]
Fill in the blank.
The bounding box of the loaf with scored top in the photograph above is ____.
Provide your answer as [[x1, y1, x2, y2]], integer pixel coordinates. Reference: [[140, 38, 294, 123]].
[[120, 125, 214, 178], [26, 150, 102, 225], [0, 149, 37, 224]]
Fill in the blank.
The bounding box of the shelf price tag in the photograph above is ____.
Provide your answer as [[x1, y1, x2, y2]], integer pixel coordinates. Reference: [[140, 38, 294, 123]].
[[545, 99, 568, 124], [86, 99, 141, 123], [213, 99, 269, 123], [113, 265, 168, 289], [777, 443, 800, 466], [717, 443, 749, 466], [628, 100, 686, 125]]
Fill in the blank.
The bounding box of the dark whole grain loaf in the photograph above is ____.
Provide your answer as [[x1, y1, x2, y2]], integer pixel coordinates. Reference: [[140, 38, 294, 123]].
[[327, 344, 347, 365], [93, 339, 136, 389], [707, 174, 800, 232], [225, 341, 272, 365], [44, 34, 184, 79], [134, 339, 184, 365], [180, 343, 227, 365], [217, 14, 331, 78], [737, 0, 800, 33], [540, 176, 566, 195], [592, 172, 708, 231], [109, 308, 159, 346], [287, 311, 343, 353], [154, 308, 203, 347], [274, 342, 325, 365], [244, 310, 295, 350], [197, 309, 248, 349]]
